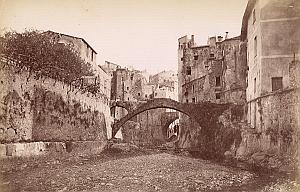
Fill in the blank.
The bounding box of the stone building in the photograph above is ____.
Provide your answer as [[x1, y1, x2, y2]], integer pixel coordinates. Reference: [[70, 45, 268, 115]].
[[110, 65, 179, 146], [101, 61, 121, 78], [178, 34, 247, 104], [149, 70, 178, 101], [177, 34, 247, 150], [239, 0, 300, 156], [45, 31, 111, 99], [46, 31, 97, 67]]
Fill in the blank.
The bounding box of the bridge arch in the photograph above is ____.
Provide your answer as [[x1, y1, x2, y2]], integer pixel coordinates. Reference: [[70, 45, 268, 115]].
[[112, 98, 231, 137], [161, 112, 179, 140]]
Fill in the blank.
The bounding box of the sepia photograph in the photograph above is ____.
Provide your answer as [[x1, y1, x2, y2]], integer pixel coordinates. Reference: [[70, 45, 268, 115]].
[[0, 0, 299, 191]]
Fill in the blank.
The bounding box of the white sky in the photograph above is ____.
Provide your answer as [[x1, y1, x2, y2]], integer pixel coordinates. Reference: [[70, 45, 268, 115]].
[[0, 0, 248, 74]]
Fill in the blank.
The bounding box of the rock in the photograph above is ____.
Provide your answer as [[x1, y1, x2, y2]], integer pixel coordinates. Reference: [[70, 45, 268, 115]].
[[251, 152, 267, 163], [224, 151, 233, 158]]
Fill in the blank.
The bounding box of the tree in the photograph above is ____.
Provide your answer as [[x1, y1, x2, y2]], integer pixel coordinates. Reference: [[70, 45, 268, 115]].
[[0, 30, 92, 83]]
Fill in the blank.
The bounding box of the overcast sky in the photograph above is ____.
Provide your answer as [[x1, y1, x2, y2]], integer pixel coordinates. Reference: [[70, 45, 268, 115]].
[[0, 0, 248, 74]]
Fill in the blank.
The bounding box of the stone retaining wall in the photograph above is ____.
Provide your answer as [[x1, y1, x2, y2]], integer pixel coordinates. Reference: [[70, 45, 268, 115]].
[[0, 61, 112, 157]]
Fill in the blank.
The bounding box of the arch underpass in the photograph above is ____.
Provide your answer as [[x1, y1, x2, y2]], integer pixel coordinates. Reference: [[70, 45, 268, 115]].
[[161, 111, 179, 140], [111, 98, 232, 138]]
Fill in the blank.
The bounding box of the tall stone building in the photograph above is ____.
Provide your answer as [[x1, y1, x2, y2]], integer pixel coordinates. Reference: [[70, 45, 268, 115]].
[[177, 34, 247, 149], [178, 35, 247, 104], [240, 0, 300, 155]]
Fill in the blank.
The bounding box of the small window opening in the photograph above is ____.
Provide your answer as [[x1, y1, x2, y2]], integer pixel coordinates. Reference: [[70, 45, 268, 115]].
[[254, 78, 256, 93], [216, 93, 221, 100], [272, 77, 283, 91], [216, 76, 221, 86], [253, 9, 256, 24], [186, 66, 191, 75], [254, 36, 257, 57], [194, 55, 198, 60]]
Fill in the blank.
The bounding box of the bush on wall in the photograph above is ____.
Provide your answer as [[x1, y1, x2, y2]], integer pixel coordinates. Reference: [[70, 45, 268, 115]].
[[0, 30, 92, 84]]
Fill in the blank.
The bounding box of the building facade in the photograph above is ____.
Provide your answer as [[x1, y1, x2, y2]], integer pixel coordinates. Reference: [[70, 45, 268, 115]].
[[46, 31, 97, 67], [241, 0, 300, 154], [46, 31, 111, 100], [178, 35, 247, 105]]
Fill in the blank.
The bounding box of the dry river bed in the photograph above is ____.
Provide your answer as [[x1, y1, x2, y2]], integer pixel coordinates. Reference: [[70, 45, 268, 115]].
[[0, 148, 299, 192]]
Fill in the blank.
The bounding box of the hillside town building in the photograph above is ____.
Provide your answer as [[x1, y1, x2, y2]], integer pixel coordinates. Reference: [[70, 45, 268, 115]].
[[178, 34, 247, 105]]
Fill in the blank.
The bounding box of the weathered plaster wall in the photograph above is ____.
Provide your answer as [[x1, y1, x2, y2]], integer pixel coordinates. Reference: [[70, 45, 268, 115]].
[[178, 36, 246, 105], [0, 62, 111, 144], [239, 89, 300, 158]]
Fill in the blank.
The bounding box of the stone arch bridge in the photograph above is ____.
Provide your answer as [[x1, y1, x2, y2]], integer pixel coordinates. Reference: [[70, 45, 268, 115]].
[[110, 98, 232, 138]]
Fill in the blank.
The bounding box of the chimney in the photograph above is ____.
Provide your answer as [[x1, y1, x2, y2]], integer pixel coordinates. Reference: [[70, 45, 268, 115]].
[[217, 36, 223, 42], [225, 32, 229, 39]]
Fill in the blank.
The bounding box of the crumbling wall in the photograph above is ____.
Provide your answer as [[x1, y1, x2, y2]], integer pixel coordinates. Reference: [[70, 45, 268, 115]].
[[237, 90, 300, 159], [177, 89, 299, 169], [0, 62, 111, 144]]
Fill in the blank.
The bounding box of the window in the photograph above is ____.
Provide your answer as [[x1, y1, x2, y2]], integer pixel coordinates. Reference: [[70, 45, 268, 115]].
[[216, 76, 221, 86], [254, 78, 256, 93], [91, 51, 94, 61], [254, 36, 257, 57], [127, 87, 129, 90], [192, 85, 195, 93], [272, 77, 283, 91], [130, 74, 134, 80], [155, 92, 157, 96], [145, 94, 147, 98], [184, 91, 188, 96], [181, 57, 184, 61], [209, 53, 214, 58], [138, 93, 141, 96], [253, 9, 256, 24], [192, 98, 196, 103], [186, 99, 189, 103], [194, 55, 198, 60], [216, 93, 221, 100], [186, 66, 191, 75]]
